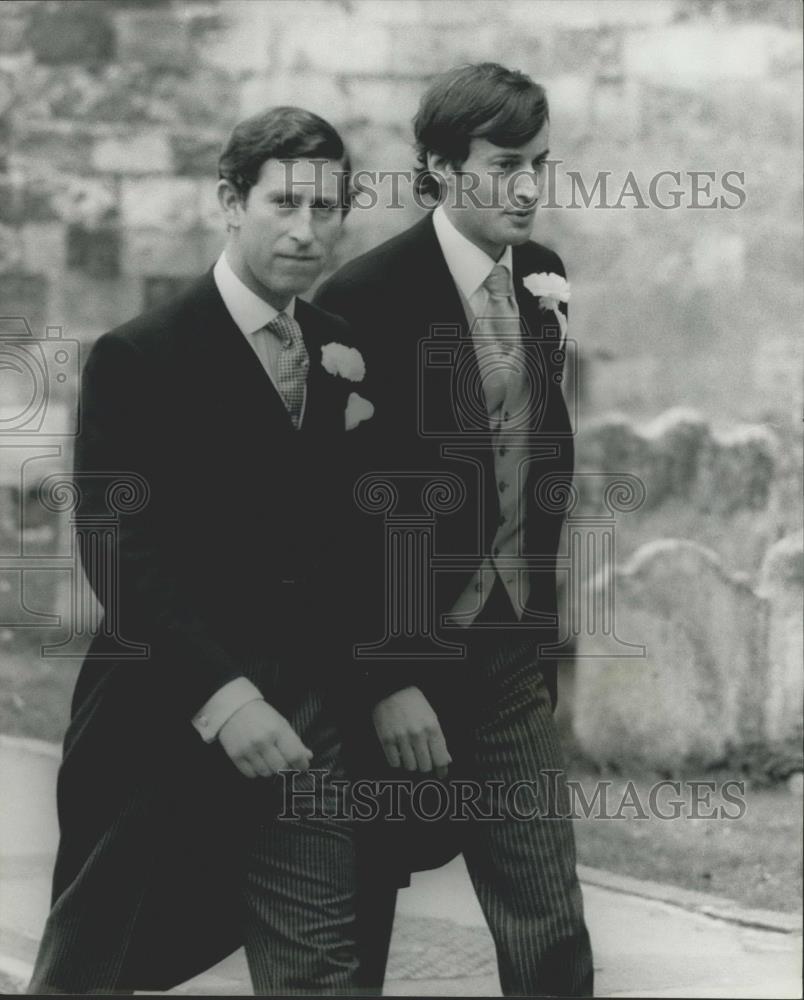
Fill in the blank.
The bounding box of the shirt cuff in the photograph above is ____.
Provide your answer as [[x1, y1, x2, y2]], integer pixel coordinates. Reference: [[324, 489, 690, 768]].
[[192, 677, 264, 743]]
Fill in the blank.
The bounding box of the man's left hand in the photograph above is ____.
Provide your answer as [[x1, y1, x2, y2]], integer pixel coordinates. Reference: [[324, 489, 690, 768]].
[[371, 686, 452, 779]]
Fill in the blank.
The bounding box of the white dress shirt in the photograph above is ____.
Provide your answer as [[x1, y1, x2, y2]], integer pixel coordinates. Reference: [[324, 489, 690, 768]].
[[191, 252, 303, 743], [431, 204, 514, 325]]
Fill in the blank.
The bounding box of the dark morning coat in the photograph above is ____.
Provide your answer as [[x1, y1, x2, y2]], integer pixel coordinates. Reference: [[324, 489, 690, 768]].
[[315, 212, 574, 882], [35, 272, 360, 992]]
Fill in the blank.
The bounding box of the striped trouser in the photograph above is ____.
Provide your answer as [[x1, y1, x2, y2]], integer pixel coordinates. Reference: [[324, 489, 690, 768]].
[[406, 575, 593, 997], [234, 665, 359, 996], [454, 627, 594, 997]]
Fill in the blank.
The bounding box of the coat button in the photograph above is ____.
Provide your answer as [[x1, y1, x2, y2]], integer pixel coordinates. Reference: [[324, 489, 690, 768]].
[[499, 481, 507, 492], [474, 580, 483, 593], [493, 546, 500, 556], [199, 715, 209, 728], [499, 445, 507, 456]]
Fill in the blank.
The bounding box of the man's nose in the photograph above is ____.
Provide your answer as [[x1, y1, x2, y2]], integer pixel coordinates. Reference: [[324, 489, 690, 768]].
[[289, 206, 314, 244], [512, 171, 540, 205]]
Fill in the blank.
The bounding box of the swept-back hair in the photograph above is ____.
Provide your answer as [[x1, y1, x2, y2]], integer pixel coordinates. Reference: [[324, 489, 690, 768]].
[[414, 63, 549, 199], [218, 105, 352, 211]]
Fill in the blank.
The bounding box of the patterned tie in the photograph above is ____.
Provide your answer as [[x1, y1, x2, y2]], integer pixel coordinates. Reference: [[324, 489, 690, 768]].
[[266, 312, 309, 429], [475, 264, 521, 415]]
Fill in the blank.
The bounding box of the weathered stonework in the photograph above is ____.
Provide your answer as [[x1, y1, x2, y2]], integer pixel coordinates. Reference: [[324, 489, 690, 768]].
[[92, 129, 173, 175], [119, 176, 200, 231], [567, 408, 801, 767], [757, 532, 804, 745], [121, 227, 209, 279], [66, 224, 121, 280], [114, 10, 194, 71], [573, 539, 770, 769], [27, 4, 115, 67], [576, 409, 785, 575]]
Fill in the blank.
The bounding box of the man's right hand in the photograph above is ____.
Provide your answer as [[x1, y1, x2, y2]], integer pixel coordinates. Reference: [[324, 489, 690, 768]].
[[372, 686, 452, 779], [218, 700, 313, 779]]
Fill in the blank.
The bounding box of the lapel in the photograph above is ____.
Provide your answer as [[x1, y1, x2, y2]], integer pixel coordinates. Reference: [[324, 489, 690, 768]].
[[183, 272, 345, 440], [512, 245, 562, 432], [185, 270, 295, 434], [512, 247, 541, 339], [512, 246, 563, 349], [405, 215, 485, 438], [405, 214, 470, 337]]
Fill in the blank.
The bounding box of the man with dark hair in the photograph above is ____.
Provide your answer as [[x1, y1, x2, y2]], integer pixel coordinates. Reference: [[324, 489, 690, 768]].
[[316, 63, 594, 995], [29, 106, 368, 995]]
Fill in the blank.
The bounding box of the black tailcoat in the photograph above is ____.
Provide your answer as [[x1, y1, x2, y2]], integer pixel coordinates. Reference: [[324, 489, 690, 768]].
[[316, 214, 574, 880], [44, 272, 359, 990]]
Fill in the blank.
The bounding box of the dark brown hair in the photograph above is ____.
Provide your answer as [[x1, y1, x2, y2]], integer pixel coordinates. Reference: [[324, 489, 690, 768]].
[[413, 63, 549, 200], [218, 106, 352, 211]]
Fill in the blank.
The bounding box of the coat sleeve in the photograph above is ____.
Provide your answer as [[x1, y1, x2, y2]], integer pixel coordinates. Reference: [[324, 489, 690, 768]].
[[74, 331, 246, 715]]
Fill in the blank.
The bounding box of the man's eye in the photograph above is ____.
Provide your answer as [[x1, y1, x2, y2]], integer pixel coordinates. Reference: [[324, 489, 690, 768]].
[[313, 202, 337, 214], [272, 197, 298, 209]]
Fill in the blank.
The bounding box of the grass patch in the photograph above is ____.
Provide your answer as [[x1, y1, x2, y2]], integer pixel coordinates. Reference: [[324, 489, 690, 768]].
[[0, 634, 82, 744], [569, 767, 803, 914]]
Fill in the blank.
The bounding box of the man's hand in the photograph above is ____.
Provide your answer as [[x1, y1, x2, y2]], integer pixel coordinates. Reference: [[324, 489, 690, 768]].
[[372, 686, 451, 779], [218, 700, 313, 779]]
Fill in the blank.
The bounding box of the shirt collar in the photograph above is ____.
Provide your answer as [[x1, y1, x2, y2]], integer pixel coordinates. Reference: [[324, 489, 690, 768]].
[[432, 205, 514, 302], [213, 250, 295, 336]]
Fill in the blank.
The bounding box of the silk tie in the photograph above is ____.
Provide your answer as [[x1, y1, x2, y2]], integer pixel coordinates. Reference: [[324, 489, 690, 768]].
[[266, 312, 309, 429], [482, 264, 519, 354], [475, 264, 521, 416]]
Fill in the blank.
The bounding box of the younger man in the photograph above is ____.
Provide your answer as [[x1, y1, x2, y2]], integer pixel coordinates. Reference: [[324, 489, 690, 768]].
[[317, 63, 593, 996]]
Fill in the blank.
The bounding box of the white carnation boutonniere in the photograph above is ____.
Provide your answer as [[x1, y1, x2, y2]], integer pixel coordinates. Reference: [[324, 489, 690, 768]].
[[321, 342, 366, 382], [344, 391, 374, 431], [522, 271, 570, 342], [320, 343, 373, 430]]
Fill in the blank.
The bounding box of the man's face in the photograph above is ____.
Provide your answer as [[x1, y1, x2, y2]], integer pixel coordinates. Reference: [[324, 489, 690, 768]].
[[220, 157, 345, 308], [439, 123, 550, 260]]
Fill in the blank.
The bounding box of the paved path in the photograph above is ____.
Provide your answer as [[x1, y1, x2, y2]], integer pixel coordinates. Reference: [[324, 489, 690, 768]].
[[1, 736, 801, 997]]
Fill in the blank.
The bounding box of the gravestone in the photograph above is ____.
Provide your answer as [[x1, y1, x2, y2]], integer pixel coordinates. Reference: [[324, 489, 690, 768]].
[[757, 531, 804, 744], [573, 539, 768, 769]]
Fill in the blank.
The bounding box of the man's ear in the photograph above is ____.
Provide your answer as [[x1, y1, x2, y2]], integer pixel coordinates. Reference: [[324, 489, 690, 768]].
[[426, 151, 455, 190], [217, 179, 244, 230]]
